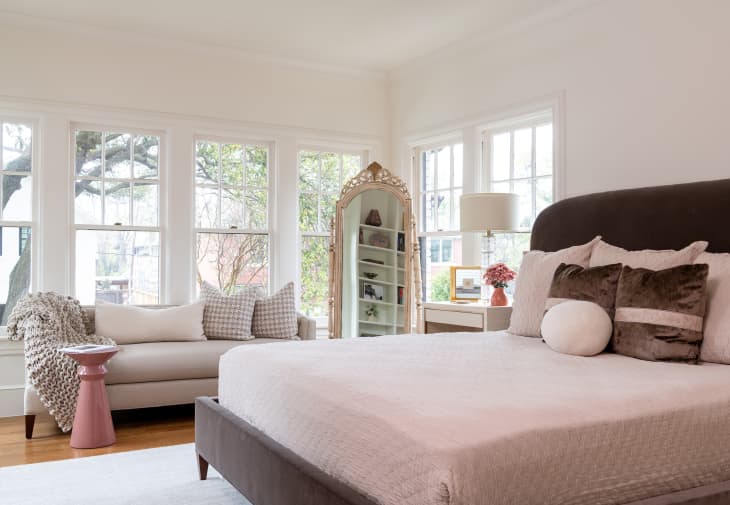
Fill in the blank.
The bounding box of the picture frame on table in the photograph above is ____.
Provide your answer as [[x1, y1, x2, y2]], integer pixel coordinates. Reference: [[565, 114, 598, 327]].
[[449, 266, 482, 301]]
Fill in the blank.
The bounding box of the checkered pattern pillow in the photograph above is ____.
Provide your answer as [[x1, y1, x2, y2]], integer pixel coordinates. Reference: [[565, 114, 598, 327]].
[[200, 282, 258, 340], [252, 282, 298, 339]]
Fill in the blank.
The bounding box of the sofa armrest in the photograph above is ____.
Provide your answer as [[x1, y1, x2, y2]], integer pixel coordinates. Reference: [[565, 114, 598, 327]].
[[296, 313, 317, 340]]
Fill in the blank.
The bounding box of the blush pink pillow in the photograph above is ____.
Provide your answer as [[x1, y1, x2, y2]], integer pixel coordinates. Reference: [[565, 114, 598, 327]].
[[589, 240, 707, 269], [696, 252, 730, 364], [508, 236, 601, 338]]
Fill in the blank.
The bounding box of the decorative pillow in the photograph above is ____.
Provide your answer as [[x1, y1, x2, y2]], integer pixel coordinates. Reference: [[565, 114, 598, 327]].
[[508, 236, 601, 338], [589, 240, 708, 269], [94, 301, 206, 345], [200, 282, 258, 340], [252, 282, 298, 339], [695, 252, 730, 364], [541, 301, 612, 356], [613, 264, 709, 363], [545, 263, 622, 318]]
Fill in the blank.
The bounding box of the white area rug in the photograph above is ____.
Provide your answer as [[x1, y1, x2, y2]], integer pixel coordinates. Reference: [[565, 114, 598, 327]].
[[0, 443, 251, 505]]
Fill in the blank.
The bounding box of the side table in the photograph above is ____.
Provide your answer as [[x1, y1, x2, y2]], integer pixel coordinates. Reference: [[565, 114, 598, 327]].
[[423, 302, 512, 333], [62, 345, 118, 449]]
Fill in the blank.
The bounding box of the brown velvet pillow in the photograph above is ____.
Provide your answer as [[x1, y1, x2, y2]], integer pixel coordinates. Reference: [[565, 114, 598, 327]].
[[613, 264, 709, 363], [545, 263, 622, 318]]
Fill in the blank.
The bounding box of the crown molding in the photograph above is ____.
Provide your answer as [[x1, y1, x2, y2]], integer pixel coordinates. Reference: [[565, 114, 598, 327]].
[[0, 10, 387, 81]]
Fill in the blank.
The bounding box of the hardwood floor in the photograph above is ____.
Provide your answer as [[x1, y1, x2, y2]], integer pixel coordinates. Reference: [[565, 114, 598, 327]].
[[0, 405, 194, 468]]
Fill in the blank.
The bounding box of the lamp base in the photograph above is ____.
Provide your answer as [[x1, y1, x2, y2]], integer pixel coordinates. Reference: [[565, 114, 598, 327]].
[[480, 233, 496, 303]]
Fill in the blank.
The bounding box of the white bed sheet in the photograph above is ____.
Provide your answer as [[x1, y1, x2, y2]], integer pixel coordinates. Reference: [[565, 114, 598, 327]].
[[219, 332, 730, 505]]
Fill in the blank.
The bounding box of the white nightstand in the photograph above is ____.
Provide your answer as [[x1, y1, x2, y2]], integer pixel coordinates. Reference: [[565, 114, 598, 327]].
[[423, 302, 512, 333]]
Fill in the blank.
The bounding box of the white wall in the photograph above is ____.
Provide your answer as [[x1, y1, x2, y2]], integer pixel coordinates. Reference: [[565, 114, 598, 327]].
[[0, 13, 389, 417], [390, 0, 730, 196], [0, 13, 388, 137]]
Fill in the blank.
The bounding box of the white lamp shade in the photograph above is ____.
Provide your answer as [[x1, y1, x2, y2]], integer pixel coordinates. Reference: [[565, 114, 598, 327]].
[[460, 193, 519, 232]]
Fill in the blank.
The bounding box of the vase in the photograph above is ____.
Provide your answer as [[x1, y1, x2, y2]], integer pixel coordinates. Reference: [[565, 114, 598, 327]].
[[490, 287, 508, 307]]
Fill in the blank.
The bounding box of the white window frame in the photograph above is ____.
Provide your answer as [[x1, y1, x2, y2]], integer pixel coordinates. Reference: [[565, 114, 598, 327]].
[[70, 123, 166, 304], [0, 117, 37, 330], [192, 135, 274, 295], [480, 110, 557, 272], [415, 140, 464, 236], [413, 139, 464, 302], [297, 146, 367, 326], [483, 111, 555, 230]]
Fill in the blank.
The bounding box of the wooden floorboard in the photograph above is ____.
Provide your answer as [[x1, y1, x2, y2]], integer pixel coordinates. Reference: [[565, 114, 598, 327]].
[[0, 405, 195, 468]]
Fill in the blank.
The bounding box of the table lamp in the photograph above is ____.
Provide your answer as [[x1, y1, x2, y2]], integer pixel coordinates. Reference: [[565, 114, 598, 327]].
[[460, 193, 519, 302]]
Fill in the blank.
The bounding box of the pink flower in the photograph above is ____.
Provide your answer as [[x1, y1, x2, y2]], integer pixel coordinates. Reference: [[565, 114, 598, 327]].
[[483, 263, 517, 288]]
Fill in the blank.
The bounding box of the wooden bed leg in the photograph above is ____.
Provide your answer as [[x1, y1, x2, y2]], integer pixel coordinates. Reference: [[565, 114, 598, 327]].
[[25, 415, 36, 440], [197, 453, 209, 480]]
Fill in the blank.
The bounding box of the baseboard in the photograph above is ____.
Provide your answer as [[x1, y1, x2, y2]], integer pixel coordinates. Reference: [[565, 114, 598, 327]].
[[0, 384, 24, 417]]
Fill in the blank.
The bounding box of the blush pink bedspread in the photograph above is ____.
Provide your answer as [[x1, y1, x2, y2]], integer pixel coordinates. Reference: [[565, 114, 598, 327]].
[[219, 332, 730, 505]]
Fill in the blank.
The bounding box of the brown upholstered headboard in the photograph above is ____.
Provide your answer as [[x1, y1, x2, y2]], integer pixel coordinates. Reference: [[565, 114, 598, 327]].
[[530, 178, 730, 254]]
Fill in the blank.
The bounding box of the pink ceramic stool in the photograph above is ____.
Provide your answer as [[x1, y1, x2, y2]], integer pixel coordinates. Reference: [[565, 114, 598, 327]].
[[63, 346, 118, 449]]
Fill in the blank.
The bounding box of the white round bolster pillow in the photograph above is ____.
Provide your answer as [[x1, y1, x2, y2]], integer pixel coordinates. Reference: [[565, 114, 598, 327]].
[[541, 300, 612, 356]]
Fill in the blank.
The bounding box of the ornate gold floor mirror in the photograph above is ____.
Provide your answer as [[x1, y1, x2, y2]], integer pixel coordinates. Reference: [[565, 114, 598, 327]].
[[328, 162, 423, 338]]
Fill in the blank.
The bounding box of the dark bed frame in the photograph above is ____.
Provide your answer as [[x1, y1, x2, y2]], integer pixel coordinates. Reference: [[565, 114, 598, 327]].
[[196, 178, 730, 505]]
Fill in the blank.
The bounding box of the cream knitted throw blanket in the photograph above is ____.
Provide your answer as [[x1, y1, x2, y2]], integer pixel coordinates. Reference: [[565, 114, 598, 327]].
[[7, 293, 114, 432]]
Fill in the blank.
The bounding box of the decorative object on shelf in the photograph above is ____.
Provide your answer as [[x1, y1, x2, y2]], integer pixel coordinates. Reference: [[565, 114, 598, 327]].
[[359, 228, 364, 244], [329, 161, 423, 338], [450, 266, 482, 301], [397, 286, 404, 305], [369, 232, 389, 248], [365, 304, 378, 321], [365, 209, 382, 226], [483, 262, 516, 307], [362, 282, 384, 301], [364, 272, 378, 279], [460, 192, 519, 302]]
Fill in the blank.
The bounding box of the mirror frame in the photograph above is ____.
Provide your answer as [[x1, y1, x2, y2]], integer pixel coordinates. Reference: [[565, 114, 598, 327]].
[[328, 162, 423, 338]]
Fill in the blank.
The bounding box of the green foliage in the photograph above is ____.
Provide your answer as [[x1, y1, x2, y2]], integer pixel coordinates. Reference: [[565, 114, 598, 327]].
[[296, 151, 362, 317], [299, 236, 329, 317], [430, 269, 451, 301]]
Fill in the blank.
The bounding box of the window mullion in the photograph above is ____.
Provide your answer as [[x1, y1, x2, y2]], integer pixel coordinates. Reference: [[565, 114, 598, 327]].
[[450, 145, 455, 230], [217, 144, 223, 229], [531, 126, 537, 224], [241, 146, 247, 229], [317, 153, 323, 232]]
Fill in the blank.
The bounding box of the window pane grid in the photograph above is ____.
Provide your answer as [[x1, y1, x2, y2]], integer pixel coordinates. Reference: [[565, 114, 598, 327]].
[[0, 121, 33, 324], [298, 149, 363, 318], [75, 130, 160, 228], [195, 140, 270, 294], [417, 142, 463, 302], [195, 141, 269, 232], [486, 120, 554, 274], [74, 128, 161, 305], [489, 124, 552, 231]]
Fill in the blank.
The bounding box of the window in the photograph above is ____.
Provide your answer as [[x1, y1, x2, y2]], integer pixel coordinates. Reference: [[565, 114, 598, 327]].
[[195, 141, 270, 294], [486, 117, 554, 270], [429, 238, 453, 264], [0, 121, 32, 324], [417, 142, 463, 301], [298, 150, 362, 318], [74, 129, 161, 305]]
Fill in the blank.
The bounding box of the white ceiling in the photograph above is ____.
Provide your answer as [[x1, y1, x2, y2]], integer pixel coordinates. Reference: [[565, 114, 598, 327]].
[[0, 0, 572, 71]]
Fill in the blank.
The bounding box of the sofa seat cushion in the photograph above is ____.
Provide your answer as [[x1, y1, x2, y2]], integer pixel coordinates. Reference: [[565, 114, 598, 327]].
[[105, 339, 286, 385]]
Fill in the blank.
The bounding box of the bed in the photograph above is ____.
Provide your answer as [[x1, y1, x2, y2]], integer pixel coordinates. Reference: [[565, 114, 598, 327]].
[[195, 178, 730, 505]]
